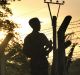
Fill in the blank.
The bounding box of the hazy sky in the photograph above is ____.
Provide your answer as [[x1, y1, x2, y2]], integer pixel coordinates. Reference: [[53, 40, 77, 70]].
[[8, 0, 80, 60], [10, 0, 80, 21], [9, 0, 80, 40]]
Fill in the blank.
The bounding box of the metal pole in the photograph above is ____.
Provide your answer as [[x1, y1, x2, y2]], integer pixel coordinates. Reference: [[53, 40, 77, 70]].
[[44, 1, 65, 75], [46, 2, 57, 75], [47, 3, 53, 21], [51, 16, 58, 75], [57, 4, 61, 18]]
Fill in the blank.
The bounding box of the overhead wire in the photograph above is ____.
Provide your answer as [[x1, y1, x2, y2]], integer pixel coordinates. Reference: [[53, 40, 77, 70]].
[[70, 19, 80, 23], [9, 1, 80, 43]]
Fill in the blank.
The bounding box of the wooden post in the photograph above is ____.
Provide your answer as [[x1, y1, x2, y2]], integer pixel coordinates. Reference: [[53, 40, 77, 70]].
[[51, 16, 58, 75], [57, 16, 72, 75]]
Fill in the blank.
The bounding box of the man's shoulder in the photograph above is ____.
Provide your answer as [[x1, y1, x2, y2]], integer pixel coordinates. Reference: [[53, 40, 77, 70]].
[[24, 32, 46, 41], [24, 33, 32, 40], [39, 33, 46, 38], [39, 32, 45, 36]]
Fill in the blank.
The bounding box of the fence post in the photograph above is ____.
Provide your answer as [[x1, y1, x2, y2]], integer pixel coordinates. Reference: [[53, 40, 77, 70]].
[[58, 16, 72, 75]]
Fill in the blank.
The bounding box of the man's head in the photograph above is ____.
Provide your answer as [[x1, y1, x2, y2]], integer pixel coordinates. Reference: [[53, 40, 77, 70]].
[[29, 17, 41, 31]]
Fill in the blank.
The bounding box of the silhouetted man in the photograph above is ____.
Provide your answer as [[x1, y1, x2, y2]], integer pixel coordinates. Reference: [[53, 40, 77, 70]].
[[23, 17, 52, 75]]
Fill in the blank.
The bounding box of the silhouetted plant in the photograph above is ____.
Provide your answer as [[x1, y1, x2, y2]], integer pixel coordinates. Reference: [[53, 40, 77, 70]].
[[69, 58, 80, 75], [0, 1, 22, 75], [5, 40, 31, 75], [0, 1, 30, 75]]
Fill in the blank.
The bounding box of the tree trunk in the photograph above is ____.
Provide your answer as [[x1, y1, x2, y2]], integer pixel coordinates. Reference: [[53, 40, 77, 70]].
[[0, 33, 13, 75]]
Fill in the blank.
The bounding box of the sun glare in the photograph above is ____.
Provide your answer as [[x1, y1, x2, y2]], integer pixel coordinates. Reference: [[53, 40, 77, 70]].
[[9, 16, 32, 40], [0, 31, 6, 43]]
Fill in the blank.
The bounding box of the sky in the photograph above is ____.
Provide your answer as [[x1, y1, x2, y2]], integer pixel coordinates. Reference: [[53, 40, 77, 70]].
[[8, 0, 80, 43], [9, 0, 80, 37], [9, 0, 80, 21], [7, 0, 80, 61]]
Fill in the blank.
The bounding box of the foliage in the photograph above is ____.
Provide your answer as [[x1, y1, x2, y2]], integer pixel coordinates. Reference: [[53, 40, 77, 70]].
[[5, 41, 31, 75], [0, 19, 18, 32], [0, 1, 29, 75], [0, 3, 18, 32], [69, 58, 80, 75], [0, 0, 21, 6]]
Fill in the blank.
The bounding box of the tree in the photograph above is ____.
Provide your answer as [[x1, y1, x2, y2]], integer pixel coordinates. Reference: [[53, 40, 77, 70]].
[[0, 1, 31, 75], [0, 1, 20, 75], [5, 41, 31, 75]]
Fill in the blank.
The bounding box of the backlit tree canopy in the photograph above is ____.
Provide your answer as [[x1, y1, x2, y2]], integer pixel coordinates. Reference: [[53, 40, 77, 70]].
[[0, 1, 29, 75]]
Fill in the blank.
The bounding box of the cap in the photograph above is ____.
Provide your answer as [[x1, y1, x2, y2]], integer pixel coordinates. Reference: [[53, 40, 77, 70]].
[[29, 17, 41, 26]]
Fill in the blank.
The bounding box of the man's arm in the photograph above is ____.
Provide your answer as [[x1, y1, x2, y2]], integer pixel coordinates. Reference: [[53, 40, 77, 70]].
[[41, 33, 53, 55]]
